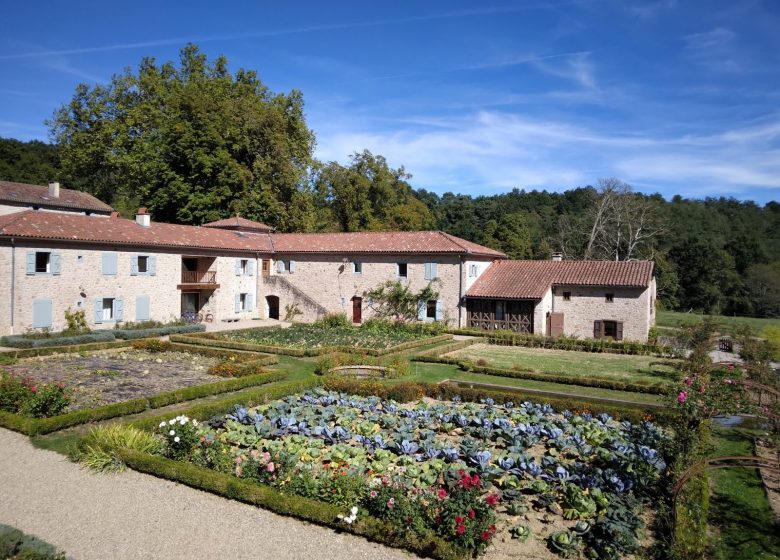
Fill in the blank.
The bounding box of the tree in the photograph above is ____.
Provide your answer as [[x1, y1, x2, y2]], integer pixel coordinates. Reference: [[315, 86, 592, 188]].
[[0, 138, 60, 185], [48, 44, 316, 230], [744, 262, 780, 317], [363, 280, 439, 322], [481, 213, 533, 259]]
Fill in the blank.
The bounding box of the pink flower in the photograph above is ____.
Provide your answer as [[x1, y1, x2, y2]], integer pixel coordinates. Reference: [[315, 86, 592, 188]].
[[456, 524, 466, 535], [678, 391, 688, 404], [684, 377, 693, 386], [437, 489, 447, 499], [728, 364, 735, 370], [30, 385, 37, 393], [387, 498, 395, 509], [266, 462, 275, 473], [369, 490, 378, 499], [698, 385, 706, 394], [455, 515, 465, 525], [486, 494, 499, 506], [723, 379, 733, 384]]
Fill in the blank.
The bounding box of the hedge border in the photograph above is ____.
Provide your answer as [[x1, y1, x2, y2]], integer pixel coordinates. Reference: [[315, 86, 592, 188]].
[[0, 323, 206, 348], [171, 332, 452, 357], [0, 370, 287, 436], [1, 339, 137, 359]]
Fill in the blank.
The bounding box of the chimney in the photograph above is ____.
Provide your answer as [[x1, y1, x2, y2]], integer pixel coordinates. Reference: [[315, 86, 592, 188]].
[[48, 181, 60, 198], [135, 207, 151, 227], [551, 252, 563, 261], [110, 211, 120, 218]]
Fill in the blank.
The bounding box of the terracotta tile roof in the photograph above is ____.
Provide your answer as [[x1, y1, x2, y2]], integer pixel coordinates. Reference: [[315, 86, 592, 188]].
[[271, 231, 505, 257], [202, 216, 274, 233], [0, 211, 274, 253], [466, 259, 654, 299], [0, 181, 114, 213]]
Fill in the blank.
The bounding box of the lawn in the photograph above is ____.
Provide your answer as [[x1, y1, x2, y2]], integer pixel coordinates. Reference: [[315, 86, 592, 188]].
[[656, 310, 780, 336], [708, 427, 780, 560], [218, 323, 438, 350], [444, 343, 679, 386]]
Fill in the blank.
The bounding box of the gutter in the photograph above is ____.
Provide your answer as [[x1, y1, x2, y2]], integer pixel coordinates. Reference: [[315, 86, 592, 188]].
[[10, 237, 15, 334], [458, 256, 464, 327]]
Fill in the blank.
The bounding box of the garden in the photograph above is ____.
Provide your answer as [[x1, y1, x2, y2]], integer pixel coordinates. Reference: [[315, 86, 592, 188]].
[[122, 387, 668, 559]]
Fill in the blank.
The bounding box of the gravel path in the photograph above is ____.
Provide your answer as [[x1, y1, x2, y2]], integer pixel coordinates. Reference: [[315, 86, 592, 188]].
[[0, 428, 411, 560]]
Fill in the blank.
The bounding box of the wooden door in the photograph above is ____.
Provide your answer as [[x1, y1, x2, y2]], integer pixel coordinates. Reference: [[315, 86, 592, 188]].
[[547, 312, 564, 336], [261, 259, 270, 277], [352, 297, 362, 324]]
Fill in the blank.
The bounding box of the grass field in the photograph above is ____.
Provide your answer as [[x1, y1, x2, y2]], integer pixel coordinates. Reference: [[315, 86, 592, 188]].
[[709, 427, 780, 560], [657, 310, 780, 335], [444, 343, 679, 386]]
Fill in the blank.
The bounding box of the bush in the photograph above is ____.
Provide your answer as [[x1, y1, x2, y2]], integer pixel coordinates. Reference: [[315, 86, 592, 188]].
[[322, 378, 426, 402], [313, 313, 351, 329], [0, 331, 116, 348], [113, 323, 205, 340], [64, 307, 89, 334], [0, 372, 70, 418], [131, 339, 172, 353], [115, 318, 185, 330], [79, 423, 164, 472], [0, 524, 66, 560]]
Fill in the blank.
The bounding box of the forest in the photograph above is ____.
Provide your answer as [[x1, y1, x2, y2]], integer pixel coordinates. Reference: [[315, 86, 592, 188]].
[[1, 45, 778, 318]]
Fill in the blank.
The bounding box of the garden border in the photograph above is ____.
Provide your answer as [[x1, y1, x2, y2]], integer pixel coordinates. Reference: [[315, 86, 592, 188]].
[[170, 332, 453, 357], [0, 324, 206, 348]]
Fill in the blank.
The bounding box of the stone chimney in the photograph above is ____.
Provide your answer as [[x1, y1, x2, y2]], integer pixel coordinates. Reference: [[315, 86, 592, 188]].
[[48, 181, 60, 198], [135, 207, 151, 227], [551, 252, 563, 261]]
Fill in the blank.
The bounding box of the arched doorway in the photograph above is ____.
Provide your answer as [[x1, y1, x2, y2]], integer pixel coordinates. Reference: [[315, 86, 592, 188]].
[[266, 296, 280, 320]]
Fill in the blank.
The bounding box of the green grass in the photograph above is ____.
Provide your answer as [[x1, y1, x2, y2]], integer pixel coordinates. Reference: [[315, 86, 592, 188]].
[[657, 310, 780, 335], [709, 427, 780, 560], [446, 343, 679, 386]]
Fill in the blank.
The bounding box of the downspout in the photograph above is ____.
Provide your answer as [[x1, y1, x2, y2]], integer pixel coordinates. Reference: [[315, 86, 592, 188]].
[[10, 238, 15, 334], [256, 252, 262, 320], [458, 256, 464, 327]]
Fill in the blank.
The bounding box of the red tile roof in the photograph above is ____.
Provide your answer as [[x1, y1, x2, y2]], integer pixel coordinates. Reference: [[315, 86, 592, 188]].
[[0, 181, 114, 213], [202, 216, 274, 233], [0, 211, 274, 252], [272, 231, 505, 257], [0, 211, 504, 258], [466, 259, 654, 299]]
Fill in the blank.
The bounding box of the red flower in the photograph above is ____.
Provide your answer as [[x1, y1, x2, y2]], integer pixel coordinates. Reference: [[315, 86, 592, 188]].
[[468, 509, 475, 519], [455, 516, 465, 525], [471, 474, 480, 486], [456, 524, 466, 535], [438, 489, 447, 499], [489, 524, 497, 534], [30, 385, 37, 393], [486, 494, 499, 506], [481, 531, 491, 541]]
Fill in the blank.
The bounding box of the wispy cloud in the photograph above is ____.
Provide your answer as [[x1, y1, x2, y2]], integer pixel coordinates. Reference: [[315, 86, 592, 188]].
[[0, 3, 589, 61], [313, 110, 780, 197], [531, 51, 596, 88], [682, 27, 740, 72]]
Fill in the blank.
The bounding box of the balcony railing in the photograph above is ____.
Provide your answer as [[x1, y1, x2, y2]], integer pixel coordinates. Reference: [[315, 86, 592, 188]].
[[181, 270, 217, 284]]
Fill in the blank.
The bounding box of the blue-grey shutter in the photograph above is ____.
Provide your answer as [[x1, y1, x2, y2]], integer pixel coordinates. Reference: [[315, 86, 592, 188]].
[[136, 295, 150, 321], [289, 260, 296, 273], [276, 260, 284, 273], [235, 258, 242, 275], [114, 298, 124, 322], [32, 299, 52, 328], [247, 293, 254, 310], [148, 255, 156, 276], [102, 252, 117, 275], [51, 252, 61, 275], [431, 262, 438, 279], [235, 294, 241, 313], [26, 252, 35, 275], [424, 262, 431, 280], [435, 300, 444, 321], [130, 255, 138, 276], [94, 299, 103, 324], [417, 299, 426, 321]]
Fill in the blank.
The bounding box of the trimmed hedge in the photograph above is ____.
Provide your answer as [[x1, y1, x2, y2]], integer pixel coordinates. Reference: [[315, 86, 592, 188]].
[[0, 331, 116, 348], [5, 339, 136, 359], [0, 524, 67, 559], [113, 323, 206, 340], [0, 371, 286, 436], [412, 355, 670, 395], [116, 449, 462, 560], [171, 332, 452, 357], [445, 328, 674, 356], [414, 338, 480, 357]]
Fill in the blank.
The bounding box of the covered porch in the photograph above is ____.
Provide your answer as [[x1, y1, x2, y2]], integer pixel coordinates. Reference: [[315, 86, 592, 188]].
[[465, 298, 535, 333]]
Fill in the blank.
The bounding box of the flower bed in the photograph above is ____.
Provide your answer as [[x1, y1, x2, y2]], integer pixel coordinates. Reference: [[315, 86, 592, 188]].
[[147, 389, 668, 558]]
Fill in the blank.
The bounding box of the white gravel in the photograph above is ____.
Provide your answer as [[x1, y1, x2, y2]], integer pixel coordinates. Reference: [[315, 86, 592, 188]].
[[0, 428, 412, 560]]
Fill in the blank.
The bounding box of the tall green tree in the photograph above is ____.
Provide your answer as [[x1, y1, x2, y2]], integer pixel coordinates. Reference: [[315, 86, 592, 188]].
[[48, 44, 316, 230], [0, 138, 60, 185]]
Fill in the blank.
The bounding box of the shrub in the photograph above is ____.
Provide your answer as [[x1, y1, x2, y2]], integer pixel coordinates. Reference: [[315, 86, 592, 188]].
[[64, 307, 89, 334], [0, 331, 116, 348], [131, 339, 172, 353], [158, 414, 200, 461], [0, 372, 69, 418], [113, 323, 205, 340], [116, 318, 185, 330], [209, 360, 244, 378], [79, 423, 164, 472], [314, 313, 352, 329], [0, 524, 66, 560]]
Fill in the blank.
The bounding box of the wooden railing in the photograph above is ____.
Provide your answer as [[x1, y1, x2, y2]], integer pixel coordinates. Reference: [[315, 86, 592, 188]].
[[181, 270, 217, 284]]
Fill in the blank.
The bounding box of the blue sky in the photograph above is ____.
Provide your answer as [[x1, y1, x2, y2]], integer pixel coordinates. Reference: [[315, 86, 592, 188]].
[[1, 1, 778, 203]]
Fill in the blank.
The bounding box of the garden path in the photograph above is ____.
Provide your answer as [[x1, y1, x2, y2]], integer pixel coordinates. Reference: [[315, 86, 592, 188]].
[[0, 428, 408, 560]]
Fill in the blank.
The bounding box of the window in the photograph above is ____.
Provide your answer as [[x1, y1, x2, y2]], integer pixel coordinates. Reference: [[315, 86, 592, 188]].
[[603, 320, 618, 339], [240, 259, 249, 275], [563, 291, 571, 301], [77, 255, 84, 263], [352, 261, 362, 274], [102, 298, 115, 321], [35, 252, 51, 273], [424, 262, 438, 280], [397, 262, 407, 278], [605, 293, 614, 303], [132, 254, 156, 276], [276, 260, 296, 274], [495, 301, 505, 321], [138, 256, 149, 273], [594, 320, 623, 341], [426, 300, 437, 319], [239, 293, 248, 311], [469, 264, 478, 277]]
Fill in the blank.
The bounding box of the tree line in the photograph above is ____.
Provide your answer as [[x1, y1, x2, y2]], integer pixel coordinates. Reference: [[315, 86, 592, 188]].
[[1, 45, 777, 317]]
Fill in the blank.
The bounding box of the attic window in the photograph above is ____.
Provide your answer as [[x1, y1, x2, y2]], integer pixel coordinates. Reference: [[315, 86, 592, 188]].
[[563, 291, 571, 301], [605, 293, 614, 303]]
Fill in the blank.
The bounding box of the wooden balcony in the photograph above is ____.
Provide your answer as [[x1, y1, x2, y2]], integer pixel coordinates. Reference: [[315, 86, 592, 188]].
[[178, 270, 219, 290]]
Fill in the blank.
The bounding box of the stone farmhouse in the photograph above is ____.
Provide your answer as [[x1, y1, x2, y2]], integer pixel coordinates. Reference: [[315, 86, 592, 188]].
[[0, 181, 656, 341]]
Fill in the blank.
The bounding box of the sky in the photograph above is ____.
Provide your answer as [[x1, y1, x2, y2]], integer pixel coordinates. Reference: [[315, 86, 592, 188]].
[[0, 1, 778, 203]]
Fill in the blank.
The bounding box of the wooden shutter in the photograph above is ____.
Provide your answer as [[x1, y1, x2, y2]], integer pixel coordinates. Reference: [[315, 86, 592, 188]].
[[424, 262, 431, 280], [276, 260, 284, 273], [114, 298, 124, 322], [417, 299, 426, 321], [136, 295, 150, 322], [94, 299, 103, 324], [247, 293, 254, 310], [148, 256, 156, 276], [593, 320, 603, 339], [247, 260, 255, 276], [616, 322, 624, 341], [130, 255, 138, 275], [431, 262, 438, 279], [102, 252, 117, 275], [435, 300, 444, 321], [235, 294, 241, 313], [32, 299, 52, 328], [235, 259, 242, 275], [50, 253, 61, 275], [289, 260, 296, 273], [26, 252, 36, 274]]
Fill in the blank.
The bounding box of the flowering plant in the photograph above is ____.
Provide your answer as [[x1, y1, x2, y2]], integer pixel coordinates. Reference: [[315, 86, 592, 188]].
[[158, 415, 199, 460], [0, 371, 69, 417]]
